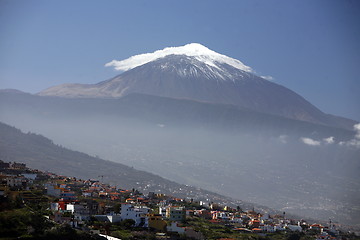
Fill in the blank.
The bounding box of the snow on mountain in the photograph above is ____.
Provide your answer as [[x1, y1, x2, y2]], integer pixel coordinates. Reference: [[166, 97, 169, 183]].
[[37, 43, 357, 129], [105, 43, 254, 73]]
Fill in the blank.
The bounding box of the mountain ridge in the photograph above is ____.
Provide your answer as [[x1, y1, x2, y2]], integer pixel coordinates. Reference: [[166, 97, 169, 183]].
[[0, 90, 355, 136], [37, 44, 356, 130]]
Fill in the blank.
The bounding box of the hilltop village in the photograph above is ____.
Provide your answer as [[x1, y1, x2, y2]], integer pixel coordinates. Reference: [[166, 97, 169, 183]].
[[0, 160, 356, 240]]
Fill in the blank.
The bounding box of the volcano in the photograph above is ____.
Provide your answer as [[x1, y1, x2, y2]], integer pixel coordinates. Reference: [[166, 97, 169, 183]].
[[38, 43, 354, 129]]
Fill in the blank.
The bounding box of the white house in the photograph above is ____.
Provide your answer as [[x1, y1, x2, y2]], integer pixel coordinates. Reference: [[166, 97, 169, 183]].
[[66, 203, 89, 215], [158, 206, 167, 218], [21, 173, 37, 180], [212, 211, 231, 221], [120, 204, 149, 227], [287, 224, 302, 232], [260, 224, 276, 232]]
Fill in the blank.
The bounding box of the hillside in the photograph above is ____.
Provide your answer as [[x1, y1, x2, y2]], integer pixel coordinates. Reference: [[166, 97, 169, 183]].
[[0, 121, 273, 213]]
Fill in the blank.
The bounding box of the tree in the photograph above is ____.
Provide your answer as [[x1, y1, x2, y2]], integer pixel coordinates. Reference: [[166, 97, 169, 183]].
[[120, 219, 136, 229], [114, 203, 121, 214]]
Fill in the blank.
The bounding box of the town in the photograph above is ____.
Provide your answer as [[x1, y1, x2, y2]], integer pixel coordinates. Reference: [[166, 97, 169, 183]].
[[0, 160, 356, 240]]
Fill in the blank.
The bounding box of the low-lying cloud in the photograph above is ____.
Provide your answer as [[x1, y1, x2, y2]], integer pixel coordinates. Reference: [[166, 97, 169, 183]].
[[323, 136, 335, 144], [339, 123, 360, 148], [300, 124, 360, 148], [300, 136, 335, 146], [300, 137, 321, 146]]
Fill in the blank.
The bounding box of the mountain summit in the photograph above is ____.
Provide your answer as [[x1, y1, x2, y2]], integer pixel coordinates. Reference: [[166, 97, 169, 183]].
[[104, 43, 253, 73], [38, 43, 355, 129]]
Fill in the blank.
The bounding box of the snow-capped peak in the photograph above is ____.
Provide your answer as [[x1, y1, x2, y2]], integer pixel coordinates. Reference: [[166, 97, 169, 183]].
[[105, 43, 253, 73]]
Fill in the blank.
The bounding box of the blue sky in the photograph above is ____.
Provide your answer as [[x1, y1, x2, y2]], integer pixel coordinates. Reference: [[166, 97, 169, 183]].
[[1, 0, 359, 121]]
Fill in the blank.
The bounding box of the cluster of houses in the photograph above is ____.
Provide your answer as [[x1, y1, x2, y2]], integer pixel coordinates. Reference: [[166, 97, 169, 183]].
[[44, 178, 187, 230], [0, 160, 342, 239], [42, 175, 339, 239], [0, 161, 40, 193]]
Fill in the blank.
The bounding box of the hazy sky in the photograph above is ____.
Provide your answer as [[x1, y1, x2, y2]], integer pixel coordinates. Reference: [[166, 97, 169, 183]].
[[0, 0, 359, 121]]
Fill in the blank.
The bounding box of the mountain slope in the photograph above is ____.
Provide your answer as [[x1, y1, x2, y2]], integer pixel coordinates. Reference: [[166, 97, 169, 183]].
[[0, 91, 354, 139], [38, 44, 356, 129], [0, 120, 267, 211]]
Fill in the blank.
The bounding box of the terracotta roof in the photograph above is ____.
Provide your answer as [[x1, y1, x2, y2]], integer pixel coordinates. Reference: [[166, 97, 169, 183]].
[[252, 228, 262, 231], [311, 224, 324, 228]]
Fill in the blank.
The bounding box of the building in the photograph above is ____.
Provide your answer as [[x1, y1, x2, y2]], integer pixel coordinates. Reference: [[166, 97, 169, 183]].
[[259, 224, 276, 232], [60, 190, 76, 201], [287, 224, 302, 232], [166, 206, 185, 221], [120, 204, 149, 227], [158, 206, 167, 218], [0, 160, 10, 169], [310, 224, 324, 233], [21, 173, 37, 180], [6, 176, 28, 189], [11, 162, 26, 170], [45, 183, 61, 197], [212, 211, 231, 221], [249, 219, 260, 228]]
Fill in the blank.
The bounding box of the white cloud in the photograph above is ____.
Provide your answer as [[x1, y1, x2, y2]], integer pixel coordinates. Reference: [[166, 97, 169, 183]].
[[300, 137, 321, 146], [337, 123, 360, 148], [104, 43, 253, 72], [260, 75, 274, 81], [323, 136, 335, 144], [354, 123, 360, 139]]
